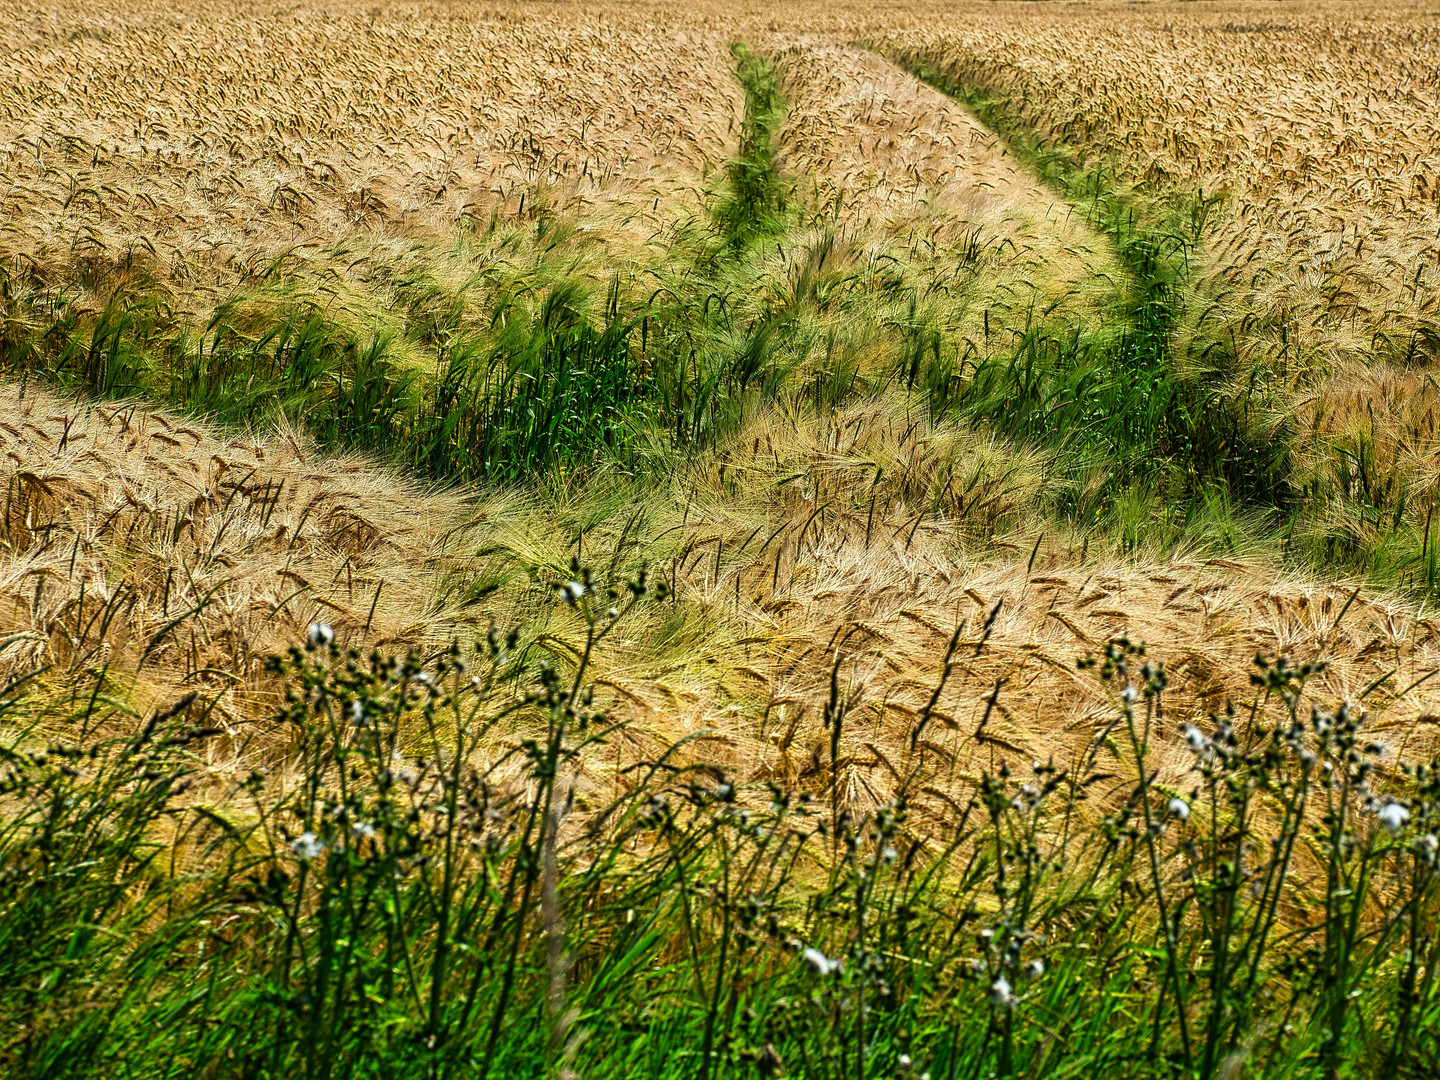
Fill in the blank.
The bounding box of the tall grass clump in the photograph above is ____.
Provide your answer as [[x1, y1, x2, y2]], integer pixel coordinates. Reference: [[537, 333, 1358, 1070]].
[[3, 569, 1439, 1079], [403, 282, 647, 484], [716, 43, 789, 248]]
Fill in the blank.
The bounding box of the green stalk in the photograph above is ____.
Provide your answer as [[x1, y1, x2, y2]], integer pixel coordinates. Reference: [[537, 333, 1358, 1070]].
[[1123, 695, 1195, 1071]]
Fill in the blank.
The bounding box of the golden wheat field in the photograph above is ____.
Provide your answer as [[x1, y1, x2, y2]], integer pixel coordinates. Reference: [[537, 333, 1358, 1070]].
[[10, 6, 1440, 1073], [4, 0, 1440, 821], [0, 0, 743, 317]]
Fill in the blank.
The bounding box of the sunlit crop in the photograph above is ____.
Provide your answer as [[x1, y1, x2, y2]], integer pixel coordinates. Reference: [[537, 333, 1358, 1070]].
[[3, 2, 1440, 1077]]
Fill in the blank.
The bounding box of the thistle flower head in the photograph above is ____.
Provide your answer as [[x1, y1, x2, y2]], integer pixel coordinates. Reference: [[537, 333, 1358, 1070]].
[[989, 977, 1015, 1006], [307, 622, 334, 648], [801, 946, 839, 977], [1377, 801, 1410, 832], [290, 831, 325, 860], [1168, 797, 1190, 823]]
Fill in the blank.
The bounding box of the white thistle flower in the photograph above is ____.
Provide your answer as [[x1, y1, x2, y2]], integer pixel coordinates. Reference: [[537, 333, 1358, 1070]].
[[290, 831, 325, 860], [349, 700, 367, 726], [1168, 798, 1190, 823], [1121, 684, 1138, 706], [561, 580, 586, 606], [1023, 958, 1045, 981], [1180, 723, 1207, 752], [801, 946, 838, 976], [989, 977, 1015, 1006], [351, 821, 377, 840], [307, 622, 334, 647], [1377, 802, 1410, 832]]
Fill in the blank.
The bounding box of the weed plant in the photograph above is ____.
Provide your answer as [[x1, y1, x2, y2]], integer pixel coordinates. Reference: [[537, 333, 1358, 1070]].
[[2, 569, 1438, 1079]]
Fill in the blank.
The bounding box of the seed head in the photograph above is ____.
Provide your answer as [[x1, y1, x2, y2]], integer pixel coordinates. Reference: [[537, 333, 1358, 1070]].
[[1168, 797, 1190, 823], [307, 622, 334, 648]]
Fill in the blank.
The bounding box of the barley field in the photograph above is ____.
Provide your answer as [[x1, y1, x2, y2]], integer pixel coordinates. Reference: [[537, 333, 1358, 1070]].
[[3, 2, 1440, 1077]]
